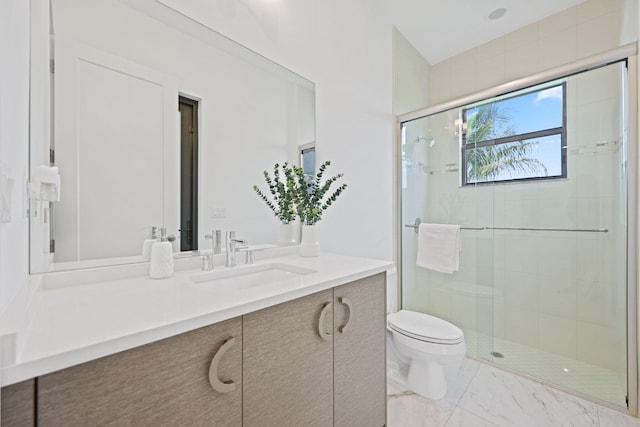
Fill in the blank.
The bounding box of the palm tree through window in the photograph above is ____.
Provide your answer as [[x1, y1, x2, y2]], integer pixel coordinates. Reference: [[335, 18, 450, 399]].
[[461, 82, 567, 185]]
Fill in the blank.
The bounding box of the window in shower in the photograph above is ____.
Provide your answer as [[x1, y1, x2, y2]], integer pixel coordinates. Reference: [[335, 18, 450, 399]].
[[461, 82, 567, 185]]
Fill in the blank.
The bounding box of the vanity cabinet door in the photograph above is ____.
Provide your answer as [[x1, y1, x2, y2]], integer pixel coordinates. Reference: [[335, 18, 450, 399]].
[[1, 379, 36, 427], [38, 317, 242, 426], [243, 289, 334, 427], [333, 273, 386, 427]]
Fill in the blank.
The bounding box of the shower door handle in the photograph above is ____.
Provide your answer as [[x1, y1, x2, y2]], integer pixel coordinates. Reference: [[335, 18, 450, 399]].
[[338, 297, 352, 333]]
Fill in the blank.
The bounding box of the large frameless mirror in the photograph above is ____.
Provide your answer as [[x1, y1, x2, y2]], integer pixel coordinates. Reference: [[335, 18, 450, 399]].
[[29, 0, 315, 273]]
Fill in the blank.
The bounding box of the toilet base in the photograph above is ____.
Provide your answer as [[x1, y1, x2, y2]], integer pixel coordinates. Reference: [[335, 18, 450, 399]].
[[407, 359, 447, 400]]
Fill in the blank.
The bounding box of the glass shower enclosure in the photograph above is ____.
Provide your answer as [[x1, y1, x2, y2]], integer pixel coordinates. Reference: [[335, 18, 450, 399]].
[[399, 60, 631, 408]]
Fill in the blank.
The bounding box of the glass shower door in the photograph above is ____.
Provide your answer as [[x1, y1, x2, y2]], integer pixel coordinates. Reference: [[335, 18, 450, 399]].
[[399, 59, 629, 407], [400, 108, 495, 363], [487, 61, 628, 407]]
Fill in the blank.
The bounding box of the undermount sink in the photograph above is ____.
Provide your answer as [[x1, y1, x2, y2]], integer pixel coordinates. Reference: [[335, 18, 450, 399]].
[[190, 263, 316, 292]]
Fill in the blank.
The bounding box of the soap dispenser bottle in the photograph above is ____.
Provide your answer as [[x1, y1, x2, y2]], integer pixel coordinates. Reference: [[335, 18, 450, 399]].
[[141, 226, 158, 260], [149, 228, 174, 279]]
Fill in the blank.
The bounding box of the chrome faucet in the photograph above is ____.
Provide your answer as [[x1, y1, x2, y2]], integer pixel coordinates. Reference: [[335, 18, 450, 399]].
[[225, 231, 248, 268]]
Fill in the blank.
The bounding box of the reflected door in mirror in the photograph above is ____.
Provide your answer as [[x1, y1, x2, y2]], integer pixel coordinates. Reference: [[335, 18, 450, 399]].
[[179, 96, 199, 252], [54, 41, 166, 263]]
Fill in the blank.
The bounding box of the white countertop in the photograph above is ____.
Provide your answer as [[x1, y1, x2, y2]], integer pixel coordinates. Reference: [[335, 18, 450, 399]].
[[0, 250, 393, 387]]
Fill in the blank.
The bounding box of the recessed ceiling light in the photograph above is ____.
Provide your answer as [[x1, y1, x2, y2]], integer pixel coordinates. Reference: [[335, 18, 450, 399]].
[[488, 8, 507, 20]]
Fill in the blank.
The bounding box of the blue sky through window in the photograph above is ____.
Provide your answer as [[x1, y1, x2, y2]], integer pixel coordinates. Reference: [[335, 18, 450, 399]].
[[463, 83, 565, 184]]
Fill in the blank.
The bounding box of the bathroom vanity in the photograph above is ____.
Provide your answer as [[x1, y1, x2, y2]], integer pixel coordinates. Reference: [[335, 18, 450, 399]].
[[0, 251, 391, 426]]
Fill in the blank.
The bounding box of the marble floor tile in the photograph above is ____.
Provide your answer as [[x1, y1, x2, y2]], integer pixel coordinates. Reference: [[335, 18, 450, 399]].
[[445, 407, 499, 427], [464, 329, 626, 406], [440, 358, 481, 408], [597, 405, 640, 427], [387, 357, 640, 426], [387, 388, 454, 427], [457, 364, 599, 427], [387, 358, 481, 427], [388, 358, 481, 408]]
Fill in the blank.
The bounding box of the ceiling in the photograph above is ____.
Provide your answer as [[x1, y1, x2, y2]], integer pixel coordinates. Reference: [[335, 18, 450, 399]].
[[389, 0, 587, 64]]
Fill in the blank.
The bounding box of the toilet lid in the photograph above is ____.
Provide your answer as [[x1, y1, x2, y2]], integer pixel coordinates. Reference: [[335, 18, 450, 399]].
[[388, 310, 464, 344]]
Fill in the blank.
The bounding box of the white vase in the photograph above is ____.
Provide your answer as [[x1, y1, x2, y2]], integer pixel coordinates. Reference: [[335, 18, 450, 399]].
[[299, 224, 320, 257], [278, 222, 297, 246]]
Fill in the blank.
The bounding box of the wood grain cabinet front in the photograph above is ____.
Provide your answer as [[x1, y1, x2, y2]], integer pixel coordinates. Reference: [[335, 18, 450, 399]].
[[1, 379, 36, 427], [243, 272, 387, 427], [333, 273, 386, 427], [37, 317, 242, 427], [243, 288, 335, 427]]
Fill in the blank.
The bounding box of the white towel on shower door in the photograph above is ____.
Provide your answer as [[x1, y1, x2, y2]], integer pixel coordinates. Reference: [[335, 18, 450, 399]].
[[416, 223, 460, 274]]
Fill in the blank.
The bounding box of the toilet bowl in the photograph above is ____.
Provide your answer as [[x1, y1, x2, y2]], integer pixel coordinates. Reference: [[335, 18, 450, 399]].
[[387, 309, 466, 400]]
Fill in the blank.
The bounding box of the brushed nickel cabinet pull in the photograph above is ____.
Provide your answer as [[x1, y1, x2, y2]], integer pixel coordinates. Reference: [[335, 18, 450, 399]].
[[318, 302, 333, 340], [208, 337, 236, 393], [338, 297, 352, 333]]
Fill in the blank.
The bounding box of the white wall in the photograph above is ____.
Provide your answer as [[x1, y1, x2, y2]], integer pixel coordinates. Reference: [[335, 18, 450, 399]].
[[157, 0, 395, 260], [0, 0, 30, 316]]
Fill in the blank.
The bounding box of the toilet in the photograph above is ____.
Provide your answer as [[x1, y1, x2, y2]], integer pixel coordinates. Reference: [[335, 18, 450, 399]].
[[387, 310, 466, 400], [386, 270, 466, 400]]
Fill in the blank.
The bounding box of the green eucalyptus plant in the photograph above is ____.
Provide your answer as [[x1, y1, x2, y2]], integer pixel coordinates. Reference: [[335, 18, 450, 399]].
[[252, 162, 297, 224], [293, 160, 347, 226]]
